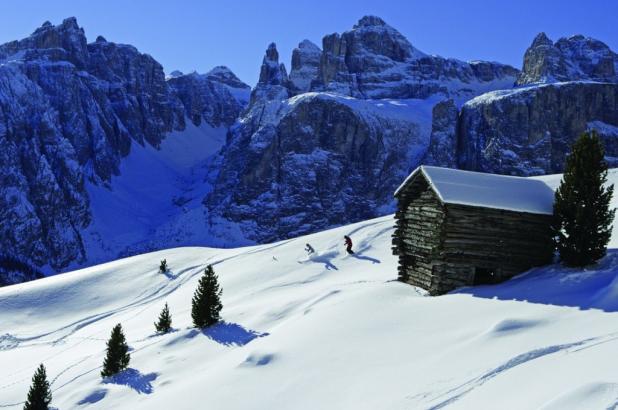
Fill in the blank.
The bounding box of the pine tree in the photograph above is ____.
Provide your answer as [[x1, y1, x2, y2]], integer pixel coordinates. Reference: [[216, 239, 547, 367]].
[[191, 265, 223, 328], [159, 259, 168, 273], [23, 364, 51, 410], [101, 324, 131, 378], [154, 302, 172, 333], [552, 130, 615, 266]]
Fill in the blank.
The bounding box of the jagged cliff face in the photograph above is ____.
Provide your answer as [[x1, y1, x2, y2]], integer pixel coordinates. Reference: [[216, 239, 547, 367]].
[[517, 33, 618, 85], [447, 33, 618, 176], [0, 18, 187, 184], [168, 67, 250, 128], [0, 18, 248, 271], [0, 64, 89, 269], [205, 15, 519, 243], [206, 91, 435, 243], [423, 33, 618, 176], [289, 40, 321, 94], [458, 82, 618, 175]]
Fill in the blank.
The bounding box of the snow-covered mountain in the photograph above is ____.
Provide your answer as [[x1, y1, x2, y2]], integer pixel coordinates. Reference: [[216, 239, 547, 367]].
[[427, 32, 618, 175], [2, 170, 618, 409], [2, 15, 618, 279], [0, 18, 249, 274], [205, 16, 520, 244], [516, 33, 618, 85]]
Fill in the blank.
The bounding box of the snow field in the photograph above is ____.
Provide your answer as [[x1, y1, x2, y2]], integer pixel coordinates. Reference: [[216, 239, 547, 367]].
[[2, 172, 618, 409]]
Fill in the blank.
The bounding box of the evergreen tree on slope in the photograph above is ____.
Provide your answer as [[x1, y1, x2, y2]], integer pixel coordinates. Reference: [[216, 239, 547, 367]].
[[23, 364, 51, 410], [552, 130, 615, 266], [101, 324, 131, 378], [154, 302, 173, 333], [191, 265, 223, 328]]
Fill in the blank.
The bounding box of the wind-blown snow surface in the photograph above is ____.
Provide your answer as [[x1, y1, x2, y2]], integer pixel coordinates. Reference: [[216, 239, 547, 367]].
[[2, 172, 618, 409]]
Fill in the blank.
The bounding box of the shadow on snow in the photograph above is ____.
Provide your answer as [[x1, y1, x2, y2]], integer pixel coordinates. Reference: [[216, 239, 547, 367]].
[[103, 368, 158, 394], [351, 253, 381, 264], [454, 250, 618, 313], [185, 322, 269, 346], [77, 388, 108, 405]]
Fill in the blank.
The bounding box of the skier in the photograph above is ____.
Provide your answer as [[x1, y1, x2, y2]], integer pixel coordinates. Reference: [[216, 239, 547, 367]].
[[344, 235, 354, 255], [305, 243, 315, 255]]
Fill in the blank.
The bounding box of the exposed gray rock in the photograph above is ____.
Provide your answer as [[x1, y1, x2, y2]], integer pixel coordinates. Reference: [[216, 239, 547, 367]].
[[517, 33, 618, 85], [168, 67, 250, 128], [0, 18, 248, 271], [206, 93, 432, 243], [205, 16, 527, 244], [425, 99, 459, 167], [0, 65, 89, 269], [313, 15, 519, 100], [458, 82, 618, 175], [289, 40, 321, 94], [248, 43, 291, 119]]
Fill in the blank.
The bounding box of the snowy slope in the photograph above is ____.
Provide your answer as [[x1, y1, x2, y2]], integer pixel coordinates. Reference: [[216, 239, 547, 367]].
[[2, 172, 618, 409], [80, 121, 228, 268]]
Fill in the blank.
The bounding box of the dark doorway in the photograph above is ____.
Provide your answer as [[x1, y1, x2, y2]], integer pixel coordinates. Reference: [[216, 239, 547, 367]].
[[473, 267, 497, 285]]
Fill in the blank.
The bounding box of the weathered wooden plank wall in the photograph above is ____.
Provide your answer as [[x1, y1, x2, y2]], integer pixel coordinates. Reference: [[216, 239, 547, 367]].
[[393, 173, 554, 295]]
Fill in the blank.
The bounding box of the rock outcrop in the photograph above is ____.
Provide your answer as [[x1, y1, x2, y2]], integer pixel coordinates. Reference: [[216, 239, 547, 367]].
[[457, 82, 618, 175], [312, 15, 519, 100], [517, 33, 618, 85], [289, 40, 321, 94], [206, 92, 434, 243], [168, 67, 250, 128], [425, 99, 459, 168], [448, 33, 618, 175]]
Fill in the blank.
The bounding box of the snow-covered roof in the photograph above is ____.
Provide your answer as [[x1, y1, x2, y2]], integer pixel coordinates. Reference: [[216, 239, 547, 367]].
[[395, 166, 555, 215]]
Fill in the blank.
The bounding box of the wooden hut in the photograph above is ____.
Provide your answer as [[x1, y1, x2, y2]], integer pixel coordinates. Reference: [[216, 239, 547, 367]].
[[392, 166, 555, 295]]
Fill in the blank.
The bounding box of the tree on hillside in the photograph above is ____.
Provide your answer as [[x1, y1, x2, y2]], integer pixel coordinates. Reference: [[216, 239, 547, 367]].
[[23, 364, 52, 410], [552, 130, 615, 266], [154, 302, 173, 333], [159, 259, 168, 273], [191, 265, 223, 328], [101, 324, 131, 378]]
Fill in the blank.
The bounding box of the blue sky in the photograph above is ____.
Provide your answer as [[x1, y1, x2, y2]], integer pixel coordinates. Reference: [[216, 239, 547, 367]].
[[1, 0, 616, 85]]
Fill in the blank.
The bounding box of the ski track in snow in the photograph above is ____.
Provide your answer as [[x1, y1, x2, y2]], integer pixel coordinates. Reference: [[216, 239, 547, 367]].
[[421, 332, 618, 409]]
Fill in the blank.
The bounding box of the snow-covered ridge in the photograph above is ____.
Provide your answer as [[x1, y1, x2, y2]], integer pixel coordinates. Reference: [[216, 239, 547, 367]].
[[465, 80, 615, 107]]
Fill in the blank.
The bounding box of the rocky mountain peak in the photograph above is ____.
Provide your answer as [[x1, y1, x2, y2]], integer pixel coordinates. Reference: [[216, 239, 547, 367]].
[[265, 42, 279, 62], [353, 15, 388, 28], [531, 32, 552, 48], [346, 15, 416, 62], [517, 32, 617, 85], [95, 35, 107, 43], [1, 17, 89, 68], [206, 65, 249, 89], [167, 70, 184, 79], [314, 16, 515, 99], [289, 39, 321, 94], [257, 42, 289, 87]]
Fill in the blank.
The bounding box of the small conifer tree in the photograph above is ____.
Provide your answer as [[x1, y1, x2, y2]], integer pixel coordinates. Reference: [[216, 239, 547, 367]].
[[191, 265, 223, 328], [154, 302, 172, 333], [23, 364, 51, 410], [552, 130, 615, 266], [159, 259, 168, 273], [101, 324, 131, 378]]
